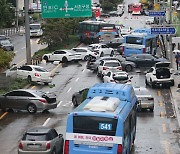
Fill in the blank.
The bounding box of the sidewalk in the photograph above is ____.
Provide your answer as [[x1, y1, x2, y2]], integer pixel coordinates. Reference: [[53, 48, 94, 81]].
[[170, 59, 180, 128]]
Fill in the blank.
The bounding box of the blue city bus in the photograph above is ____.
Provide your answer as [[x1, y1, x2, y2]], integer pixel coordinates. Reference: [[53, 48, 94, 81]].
[[78, 20, 118, 43], [122, 28, 158, 57], [64, 83, 137, 154]]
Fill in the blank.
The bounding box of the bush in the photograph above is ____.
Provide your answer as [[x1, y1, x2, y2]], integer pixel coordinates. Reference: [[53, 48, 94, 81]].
[[0, 49, 14, 69]]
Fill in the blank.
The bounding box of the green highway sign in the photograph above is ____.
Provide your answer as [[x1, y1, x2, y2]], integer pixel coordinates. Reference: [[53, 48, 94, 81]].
[[41, 0, 92, 18]]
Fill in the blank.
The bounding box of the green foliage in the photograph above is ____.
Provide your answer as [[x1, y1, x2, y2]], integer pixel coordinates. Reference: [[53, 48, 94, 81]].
[[0, 0, 15, 28], [100, 0, 123, 12], [0, 49, 14, 69], [39, 18, 85, 48], [0, 78, 28, 94]]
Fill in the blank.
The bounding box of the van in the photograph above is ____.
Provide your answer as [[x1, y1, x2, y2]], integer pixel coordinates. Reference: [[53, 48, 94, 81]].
[[30, 23, 43, 37]]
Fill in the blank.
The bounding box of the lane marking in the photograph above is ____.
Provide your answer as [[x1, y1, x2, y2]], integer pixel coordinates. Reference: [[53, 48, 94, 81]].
[[165, 140, 170, 154], [159, 101, 163, 107], [157, 90, 161, 96], [57, 101, 62, 108], [0, 112, 8, 120], [17, 59, 26, 66], [162, 123, 166, 133], [43, 118, 51, 126], [67, 87, 72, 93], [160, 112, 165, 118], [51, 63, 61, 74], [14, 50, 18, 54], [21, 47, 25, 50], [82, 69, 85, 73], [31, 86, 36, 89], [75, 78, 79, 82]]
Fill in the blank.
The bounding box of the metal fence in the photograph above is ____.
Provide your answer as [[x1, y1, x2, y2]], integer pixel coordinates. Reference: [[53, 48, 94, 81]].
[[0, 27, 21, 37]]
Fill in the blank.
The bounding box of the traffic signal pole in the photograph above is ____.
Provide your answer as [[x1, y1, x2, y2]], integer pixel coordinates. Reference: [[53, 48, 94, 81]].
[[24, 0, 31, 65], [169, 0, 173, 67]]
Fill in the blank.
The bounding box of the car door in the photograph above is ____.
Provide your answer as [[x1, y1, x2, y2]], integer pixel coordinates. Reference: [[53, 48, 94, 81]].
[[50, 50, 63, 61], [144, 55, 155, 67], [2, 91, 20, 109], [146, 68, 154, 82], [98, 60, 104, 74]]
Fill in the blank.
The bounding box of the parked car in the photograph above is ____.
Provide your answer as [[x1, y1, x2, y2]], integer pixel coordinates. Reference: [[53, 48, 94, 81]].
[[0, 39, 14, 51], [0, 89, 57, 113], [72, 88, 89, 107], [103, 71, 132, 84], [120, 26, 132, 36], [42, 50, 82, 63], [126, 54, 168, 68], [134, 87, 154, 112], [87, 56, 135, 72], [18, 127, 64, 154], [71, 47, 99, 61], [145, 62, 174, 88], [17, 65, 53, 84], [88, 43, 114, 57], [97, 60, 122, 78], [103, 37, 124, 54], [0, 35, 10, 41]]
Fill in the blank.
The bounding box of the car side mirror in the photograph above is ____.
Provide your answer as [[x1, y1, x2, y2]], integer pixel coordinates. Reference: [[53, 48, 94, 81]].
[[59, 134, 63, 138]]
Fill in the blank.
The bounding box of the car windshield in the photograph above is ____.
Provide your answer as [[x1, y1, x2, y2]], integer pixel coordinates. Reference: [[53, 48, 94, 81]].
[[23, 133, 47, 141], [30, 25, 41, 30], [0, 40, 10, 45], [105, 62, 120, 67], [34, 67, 48, 72]]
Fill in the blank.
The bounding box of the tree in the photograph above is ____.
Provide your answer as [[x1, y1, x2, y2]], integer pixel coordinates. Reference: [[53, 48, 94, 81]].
[[0, 0, 15, 28], [39, 18, 85, 48]]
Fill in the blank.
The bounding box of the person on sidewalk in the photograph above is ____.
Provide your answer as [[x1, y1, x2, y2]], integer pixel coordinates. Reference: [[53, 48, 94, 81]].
[[175, 52, 180, 70]]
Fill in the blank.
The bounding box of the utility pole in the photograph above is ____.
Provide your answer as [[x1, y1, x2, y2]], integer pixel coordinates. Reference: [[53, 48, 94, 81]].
[[169, 0, 173, 67], [16, 0, 19, 32], [24, 0, 32, 65]]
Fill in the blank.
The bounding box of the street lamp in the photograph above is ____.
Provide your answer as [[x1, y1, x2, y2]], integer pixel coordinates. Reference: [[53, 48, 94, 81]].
[[16, 0, 19, 32]]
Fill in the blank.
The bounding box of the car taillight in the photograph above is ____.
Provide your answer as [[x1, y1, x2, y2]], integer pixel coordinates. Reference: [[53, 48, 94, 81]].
[[39, 99, 47, 103], [35, 73, 40, 77], [143, 48, 146, 53], [117, 66, 122, 70], [46, 142, 50, 150], [117, 144, 122, 154], [64, 140, 69, 154], [103, 67, 108, 70], [121, 46, 124, 54], [19, 142, 23, 149], [110, 79, 115, 82], [148, 98, 154, 100]]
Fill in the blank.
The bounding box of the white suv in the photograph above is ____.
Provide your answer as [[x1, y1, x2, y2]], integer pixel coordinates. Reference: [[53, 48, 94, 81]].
[[17, 65, 53, 85], [88, 43, 114, 57], [97, 60, 122, 78], [145, 62, 174, 88]]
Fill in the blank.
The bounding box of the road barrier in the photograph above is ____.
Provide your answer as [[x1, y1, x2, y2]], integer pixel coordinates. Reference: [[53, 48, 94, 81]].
[[0, 27, 20, 37]]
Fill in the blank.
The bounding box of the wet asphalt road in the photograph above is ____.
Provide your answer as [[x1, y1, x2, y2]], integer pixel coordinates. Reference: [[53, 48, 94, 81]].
[[0, 61, 179, 154]]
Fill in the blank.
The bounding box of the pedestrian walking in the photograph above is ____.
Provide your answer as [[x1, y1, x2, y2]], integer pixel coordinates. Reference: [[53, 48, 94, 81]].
[[175, 52, 180, 70]]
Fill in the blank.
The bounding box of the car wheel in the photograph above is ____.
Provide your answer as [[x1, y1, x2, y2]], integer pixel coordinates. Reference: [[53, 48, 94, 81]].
[[145, 78, 148, 85], [125, 64, 132, 72], [52, 148, 57, 154], [84, 55, 89, 61], [100, 52, 104, 57], [72, 97, 78, 107], [27, 76, 32, 84], [150, 80, 155, 88], [44, 82, 49, 85], [110, 51, 114, 57], [96, 69, 101, 77], [62, 57, 68, 63], [43, 56, 49, 62], [27, 104, 37, 114], [150, 108, 154, 112]]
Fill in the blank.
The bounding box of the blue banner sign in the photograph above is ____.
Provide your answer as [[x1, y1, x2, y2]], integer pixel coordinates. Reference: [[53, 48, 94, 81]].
[[149, 11, 165, 17], [151, 27, 176, 34]]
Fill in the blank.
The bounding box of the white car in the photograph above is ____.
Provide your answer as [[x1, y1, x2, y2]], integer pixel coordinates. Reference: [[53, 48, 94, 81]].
[[145, 62, 174, 88], [88, 43, 114, 57], [42, 50, 82, 63], [120, 27, 132, 36], [30, 23, 43, 37], [71, 47, 99, 61], [17, 65, 53, 84], [103, 71, 131, 84], [145, 17, 154, 25], [97, 60, 122, 78], [134, 87, 154, 112]]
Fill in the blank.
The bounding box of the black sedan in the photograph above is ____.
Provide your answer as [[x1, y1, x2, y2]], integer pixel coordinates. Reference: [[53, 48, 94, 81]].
[[87, 56, 136, 72], [0, 89, 57, 113], [126, 54, 168, 68]]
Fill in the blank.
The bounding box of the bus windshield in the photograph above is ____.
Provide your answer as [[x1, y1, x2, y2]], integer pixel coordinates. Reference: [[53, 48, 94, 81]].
[[126, 36, 143, 45], [73, 116, 117, 136]]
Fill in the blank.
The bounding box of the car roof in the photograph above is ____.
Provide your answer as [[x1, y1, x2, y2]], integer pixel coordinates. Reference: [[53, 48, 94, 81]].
[[23, 65, 45, 69], [26, 127, 51, 134], [104, 60, 120, 63]]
